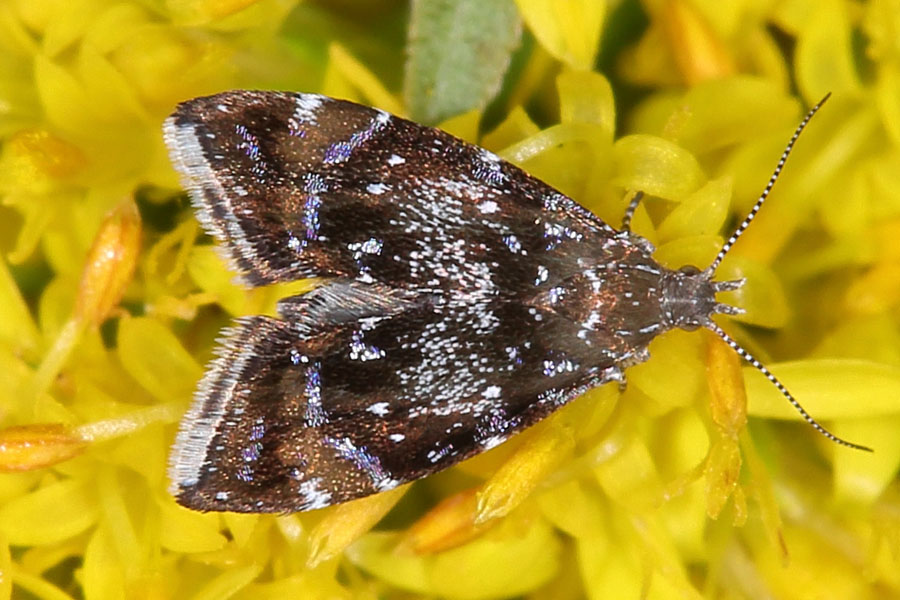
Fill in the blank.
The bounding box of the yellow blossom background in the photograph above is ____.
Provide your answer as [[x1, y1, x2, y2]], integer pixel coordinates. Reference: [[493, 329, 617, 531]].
[[1, 0, 900, 598]]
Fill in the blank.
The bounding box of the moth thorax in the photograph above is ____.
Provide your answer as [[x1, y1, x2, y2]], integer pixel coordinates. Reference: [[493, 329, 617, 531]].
[[660, 265, 729, 331]]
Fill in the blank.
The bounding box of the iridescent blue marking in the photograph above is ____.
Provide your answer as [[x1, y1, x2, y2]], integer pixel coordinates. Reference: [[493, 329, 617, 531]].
[[303, 196, 322, 241], [349, 329, 385, 361], [473, 163, 504, 185], [472, 149, 506, 184], [249, 422, 265, 441], [324, 141, 352, 163], [287, 174, 328, 253], [323, 112, 389, 164], [241, 443, 261, 462], [542, 352, 579, 377], [234, 124, 261, 160], [305, 361, 326, 426], [427, 444, 454, 463], [323, 436, 389, 484], [503, 234, 522, 254], [474, 410, 521, 444], [543, 193, 565, 211], [289, 348, 304, 365], [536, 386, 574, 406], [232, 123, 268, 179], [542, 220, 584, 251], [505, 345, 524, 367], [236, 464, 254, 482]]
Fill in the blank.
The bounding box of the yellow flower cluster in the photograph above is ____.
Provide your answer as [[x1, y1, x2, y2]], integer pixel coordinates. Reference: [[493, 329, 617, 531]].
[[0, 0, 898, 598]]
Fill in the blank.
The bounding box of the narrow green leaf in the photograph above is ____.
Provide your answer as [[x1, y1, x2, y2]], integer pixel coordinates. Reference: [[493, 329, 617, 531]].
[[405, 0, 521, 125]]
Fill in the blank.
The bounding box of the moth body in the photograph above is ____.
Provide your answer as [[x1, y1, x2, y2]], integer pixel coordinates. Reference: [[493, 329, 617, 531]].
[[164, 91, 866, 513]]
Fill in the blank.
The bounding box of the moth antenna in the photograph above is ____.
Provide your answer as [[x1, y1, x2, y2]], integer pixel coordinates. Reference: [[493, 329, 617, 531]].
[[707, 322, 872, 452], [621, 190, 644, 232], [706, 93, 831, 275]]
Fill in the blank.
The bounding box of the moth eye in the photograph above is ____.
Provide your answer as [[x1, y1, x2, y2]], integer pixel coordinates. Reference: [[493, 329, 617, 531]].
[[678, 265, 701, 276]]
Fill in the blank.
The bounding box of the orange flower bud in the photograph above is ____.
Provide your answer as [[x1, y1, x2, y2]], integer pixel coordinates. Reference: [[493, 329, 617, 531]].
[[0, 424, 86, 472], [706, 331, 748, 438], [6, 129, 87, 181], [662, 0, 735, 84], [403, 488, 489, 554], [74, 201, 142, 326]]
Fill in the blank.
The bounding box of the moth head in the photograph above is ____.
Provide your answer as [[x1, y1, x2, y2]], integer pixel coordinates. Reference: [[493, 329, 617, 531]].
[[660, 264, 744, 332], [676, 93, 870, 453]]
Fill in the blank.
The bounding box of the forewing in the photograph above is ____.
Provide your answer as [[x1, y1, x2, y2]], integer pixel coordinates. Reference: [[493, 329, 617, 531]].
[[164, 91, 617, 289], [166, 90, 648, 513], [169, 284, 623, 513]]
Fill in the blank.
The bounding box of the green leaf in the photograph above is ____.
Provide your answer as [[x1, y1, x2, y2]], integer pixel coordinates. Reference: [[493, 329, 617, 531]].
[[405, 0, 521, 125]]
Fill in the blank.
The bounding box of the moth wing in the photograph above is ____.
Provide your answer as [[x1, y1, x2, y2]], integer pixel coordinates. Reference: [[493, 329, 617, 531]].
[[169, 282, 626, 512], [164, 90, 618, 289]]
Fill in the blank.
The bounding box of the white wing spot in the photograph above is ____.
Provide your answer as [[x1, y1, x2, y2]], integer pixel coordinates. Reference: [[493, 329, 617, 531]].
[[479, 200, 499, 214], [481, 435, 505, 450], [298, 477, 333, 510], [482, 385, 502, 399], [367, 402, 390, 416], [292, 94, 324, 126]]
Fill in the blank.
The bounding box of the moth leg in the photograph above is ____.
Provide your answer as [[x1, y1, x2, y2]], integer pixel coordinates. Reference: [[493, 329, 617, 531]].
[[621, 190, 645, 232], [597, 364, 627, 392], [612, 347, 651, 393]]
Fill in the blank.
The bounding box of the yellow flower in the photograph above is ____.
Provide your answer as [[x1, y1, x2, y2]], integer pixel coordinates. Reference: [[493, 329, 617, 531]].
[[0, 1, 898, 598]]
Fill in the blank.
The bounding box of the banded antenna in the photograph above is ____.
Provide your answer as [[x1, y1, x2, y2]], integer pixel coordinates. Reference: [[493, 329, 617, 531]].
[[706, 93, 872, 452], [706, 93, 831, 274]]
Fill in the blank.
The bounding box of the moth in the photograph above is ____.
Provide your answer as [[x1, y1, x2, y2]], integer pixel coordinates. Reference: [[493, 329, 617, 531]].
[[163, 91, 869, 513]]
